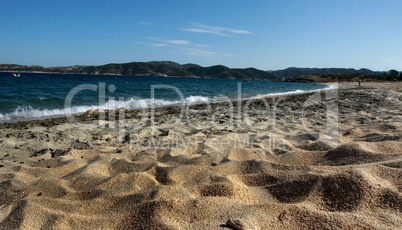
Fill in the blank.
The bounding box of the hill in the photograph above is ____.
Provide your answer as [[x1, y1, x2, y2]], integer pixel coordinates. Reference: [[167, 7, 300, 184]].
[[0, 61, 282, 81], [270, 67, 382, 78], [1, 62, 390, 82]]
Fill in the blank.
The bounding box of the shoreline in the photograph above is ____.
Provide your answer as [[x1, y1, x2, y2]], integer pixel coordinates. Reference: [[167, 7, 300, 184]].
[[0, 83, 333, 124], [0, 82, 401, 229]]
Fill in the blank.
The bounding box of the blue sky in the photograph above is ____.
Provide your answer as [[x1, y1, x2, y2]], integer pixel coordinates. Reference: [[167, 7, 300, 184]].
[[1, 0, 401, 71]]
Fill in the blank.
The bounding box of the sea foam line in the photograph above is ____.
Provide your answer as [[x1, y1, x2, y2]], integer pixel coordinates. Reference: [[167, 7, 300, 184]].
[[0, 96, 212, 122], [249, 83, 337, 100], [0, 84, 336, 122]]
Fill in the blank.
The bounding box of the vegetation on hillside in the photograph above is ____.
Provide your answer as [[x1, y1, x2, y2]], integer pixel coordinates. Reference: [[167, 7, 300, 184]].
[[270, 67, 382, 79], [0, 62, 399, 82], [0, 62, 281, 81]]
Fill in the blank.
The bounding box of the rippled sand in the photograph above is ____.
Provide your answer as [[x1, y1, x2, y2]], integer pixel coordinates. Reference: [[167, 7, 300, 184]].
[[0, 82, 401, 229]]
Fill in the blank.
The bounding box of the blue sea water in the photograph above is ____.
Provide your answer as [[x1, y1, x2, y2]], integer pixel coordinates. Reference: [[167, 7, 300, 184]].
[[0, 72, 331, 122]]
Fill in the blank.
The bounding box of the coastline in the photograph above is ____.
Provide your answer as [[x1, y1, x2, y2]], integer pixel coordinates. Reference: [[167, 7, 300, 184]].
[[0, 82, 332, 124], [0, 82, 401, 229]]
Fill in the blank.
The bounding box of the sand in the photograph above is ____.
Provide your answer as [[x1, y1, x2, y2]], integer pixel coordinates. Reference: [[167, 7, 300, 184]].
[[0, 82, 401, 229]]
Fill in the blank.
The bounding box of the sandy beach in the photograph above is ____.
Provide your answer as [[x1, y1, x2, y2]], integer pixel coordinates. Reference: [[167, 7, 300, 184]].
[[0, 82, 401, 229]]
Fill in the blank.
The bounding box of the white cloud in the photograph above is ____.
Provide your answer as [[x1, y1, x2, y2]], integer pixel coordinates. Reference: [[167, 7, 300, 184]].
[[195, 44, 210, 48], [147, 37, 160, 41], [183, 48, 217, 56], [181, 28, 215, 34], [180, 23, 251, 37], [167, 40, 190, 45], [134, 41, 146, 45], [151, 43, 169, 47], [146, 37, 190, 46]]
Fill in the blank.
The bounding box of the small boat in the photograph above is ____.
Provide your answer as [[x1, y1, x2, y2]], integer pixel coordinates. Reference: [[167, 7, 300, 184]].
[[12, 73, 21, 77]]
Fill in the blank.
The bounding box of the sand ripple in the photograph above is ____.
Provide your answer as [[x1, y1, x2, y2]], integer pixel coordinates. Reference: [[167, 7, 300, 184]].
[[0, 82, 401, 229]]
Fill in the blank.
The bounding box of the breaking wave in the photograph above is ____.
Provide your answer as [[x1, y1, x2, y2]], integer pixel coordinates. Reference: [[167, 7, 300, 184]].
[[0, 84, 336, 122]]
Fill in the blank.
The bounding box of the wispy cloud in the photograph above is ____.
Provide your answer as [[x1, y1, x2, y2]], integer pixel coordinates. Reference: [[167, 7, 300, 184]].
[[147, 37, 160, 41], [138, 35, 233, 57], [167, 40, 190, 45], [147, 37, 190, 46], [183, 48, 217, 56], [195, 44, 210, 48], [180, 23, 251, 37], [151, 43, 169, 47]]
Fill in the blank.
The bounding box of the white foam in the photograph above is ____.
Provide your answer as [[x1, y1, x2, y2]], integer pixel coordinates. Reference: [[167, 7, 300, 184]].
[[185, 96, 210, 104], [0, 84, 336, 123], [249, 83, 337, 99], [0, 96, 210, 122]]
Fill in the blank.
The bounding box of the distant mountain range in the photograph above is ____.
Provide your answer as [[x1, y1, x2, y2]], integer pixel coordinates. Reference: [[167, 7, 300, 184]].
[[0, 62, 384, 81], [269, 67, 383, 78]]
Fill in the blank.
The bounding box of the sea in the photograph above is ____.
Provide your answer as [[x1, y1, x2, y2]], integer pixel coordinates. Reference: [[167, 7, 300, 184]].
[[0, 72, 332, 123]]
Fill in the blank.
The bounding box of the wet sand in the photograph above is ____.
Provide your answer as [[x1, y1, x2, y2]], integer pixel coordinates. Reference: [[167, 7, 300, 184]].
[[0, 82, 401, 229]]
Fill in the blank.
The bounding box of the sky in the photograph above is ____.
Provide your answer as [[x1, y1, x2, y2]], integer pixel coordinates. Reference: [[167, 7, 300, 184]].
[[1, 0, 401, 71]]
